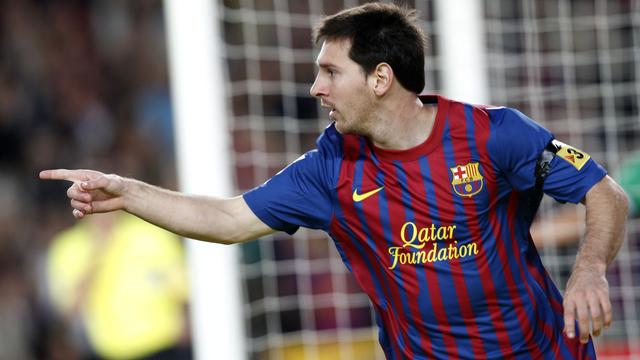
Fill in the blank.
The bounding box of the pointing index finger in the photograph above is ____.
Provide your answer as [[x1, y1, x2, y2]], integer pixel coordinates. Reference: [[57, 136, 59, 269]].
[[39, 169, 87, 182]]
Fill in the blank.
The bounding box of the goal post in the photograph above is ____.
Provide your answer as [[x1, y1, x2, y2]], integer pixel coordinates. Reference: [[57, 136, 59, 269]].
[[163, 0, 245, 359], [435, 0, 489, 104]]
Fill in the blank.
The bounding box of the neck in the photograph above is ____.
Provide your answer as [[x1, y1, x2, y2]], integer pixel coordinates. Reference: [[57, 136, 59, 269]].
[[369, 95, 437, 151]]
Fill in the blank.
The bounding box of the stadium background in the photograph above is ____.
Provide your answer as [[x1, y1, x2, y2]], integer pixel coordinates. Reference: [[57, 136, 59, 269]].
[[0, 0, 638, 359]]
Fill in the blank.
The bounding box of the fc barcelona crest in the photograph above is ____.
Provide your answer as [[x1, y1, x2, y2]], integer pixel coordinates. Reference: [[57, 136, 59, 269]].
[[450, 162, 484, 197]]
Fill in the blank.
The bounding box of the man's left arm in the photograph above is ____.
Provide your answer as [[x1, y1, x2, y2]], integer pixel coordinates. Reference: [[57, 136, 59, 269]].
[[563, 175, 629, 343]]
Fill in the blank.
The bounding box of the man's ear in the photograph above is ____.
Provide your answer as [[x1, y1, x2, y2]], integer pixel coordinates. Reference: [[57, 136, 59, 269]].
[[369, 62, 394, 96]]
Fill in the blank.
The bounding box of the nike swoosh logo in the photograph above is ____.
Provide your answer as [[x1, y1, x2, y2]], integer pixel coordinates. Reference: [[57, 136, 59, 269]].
[[352, 186, 384, 202]]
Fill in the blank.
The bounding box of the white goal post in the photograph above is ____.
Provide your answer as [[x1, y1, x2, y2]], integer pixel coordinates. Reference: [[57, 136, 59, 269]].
[[163, 0, 245, 359]]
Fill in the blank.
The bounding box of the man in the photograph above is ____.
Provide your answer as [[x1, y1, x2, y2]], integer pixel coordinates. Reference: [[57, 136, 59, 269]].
[[47, 212, 191, 360], [41, 3, 628, 359]]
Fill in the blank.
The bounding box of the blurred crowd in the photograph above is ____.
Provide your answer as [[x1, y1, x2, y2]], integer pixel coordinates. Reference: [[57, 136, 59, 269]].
[[0, 0, 186, 359]]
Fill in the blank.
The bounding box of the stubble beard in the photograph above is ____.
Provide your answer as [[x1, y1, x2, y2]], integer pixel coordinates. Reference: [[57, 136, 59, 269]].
[[335, 94, 377, 137]]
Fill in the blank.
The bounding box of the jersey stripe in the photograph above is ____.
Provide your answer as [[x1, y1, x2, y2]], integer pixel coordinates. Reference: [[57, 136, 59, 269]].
[[331, 135, 406, 358], [451, 103, 544, 355], [381, 160, 425, 356], [388, 160, 437, 357], [426, 119, 484, 358], [446, 102, 518, 357], [473, 106, 553, 358], [417, 156, 463, 359], [353, 141, 416, 358], [512, 195, 594, 359], [439, 117, 501, 357], [477, 106, 591, 359], [328, 217, 401, 358], [504, 193, 562, 358], [465, 103, 556, 356]]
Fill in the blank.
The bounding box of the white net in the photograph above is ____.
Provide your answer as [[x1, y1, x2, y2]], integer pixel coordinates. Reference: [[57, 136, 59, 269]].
[[217, 0, 640, 358], [485, 0, 640, 357]]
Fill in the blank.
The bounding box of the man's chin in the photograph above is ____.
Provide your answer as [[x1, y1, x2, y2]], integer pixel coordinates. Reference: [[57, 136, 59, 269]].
[[335, 120, 363, 135], [334, 121, 349, 134]]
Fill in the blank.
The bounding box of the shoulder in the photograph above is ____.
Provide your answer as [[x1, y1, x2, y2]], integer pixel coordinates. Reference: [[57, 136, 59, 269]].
[[436, 97, 527, 131], [482, 106, 529, 126], [482, 106, 553, 142], [480, 105, 555, 172]]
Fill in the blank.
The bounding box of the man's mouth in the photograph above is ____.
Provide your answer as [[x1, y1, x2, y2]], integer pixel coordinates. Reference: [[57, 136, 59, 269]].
[[321, 100, 337, 118], [321, 99, 334, 108]]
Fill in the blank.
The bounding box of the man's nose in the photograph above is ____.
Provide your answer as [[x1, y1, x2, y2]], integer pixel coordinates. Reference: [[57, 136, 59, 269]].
[[310, 75, 326, 98]]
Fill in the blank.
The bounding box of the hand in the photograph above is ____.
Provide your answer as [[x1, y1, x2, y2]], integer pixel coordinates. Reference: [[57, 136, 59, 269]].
[[563, 265, 612, 344], [39, 169, 127, 219]]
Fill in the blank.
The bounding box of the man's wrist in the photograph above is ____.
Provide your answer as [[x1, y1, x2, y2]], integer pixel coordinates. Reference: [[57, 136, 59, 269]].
[[121, 177, 138, 213], [573, 256, 607, 274]]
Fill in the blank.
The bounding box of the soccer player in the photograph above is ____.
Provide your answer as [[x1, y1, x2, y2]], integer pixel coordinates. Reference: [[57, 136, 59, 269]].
[[40, 3, 628, 359]]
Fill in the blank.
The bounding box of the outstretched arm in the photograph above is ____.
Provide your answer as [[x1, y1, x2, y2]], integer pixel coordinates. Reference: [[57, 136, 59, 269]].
[[39, 169, 276, 244], [562, 175, 628, 343]]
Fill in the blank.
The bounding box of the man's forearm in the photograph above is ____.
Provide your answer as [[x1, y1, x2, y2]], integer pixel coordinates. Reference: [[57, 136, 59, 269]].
[[562, 176, 628, 342], [122, 178, 269, 244], [39, 168, 275, 243], [574, 176, 628, 270]]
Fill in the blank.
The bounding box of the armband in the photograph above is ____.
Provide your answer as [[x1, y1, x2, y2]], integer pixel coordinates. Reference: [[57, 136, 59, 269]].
[[535, 142, 556, 189]]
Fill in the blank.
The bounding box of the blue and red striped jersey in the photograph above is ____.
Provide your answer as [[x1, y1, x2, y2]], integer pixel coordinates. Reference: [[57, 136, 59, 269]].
[[244, 95, 606, 359]]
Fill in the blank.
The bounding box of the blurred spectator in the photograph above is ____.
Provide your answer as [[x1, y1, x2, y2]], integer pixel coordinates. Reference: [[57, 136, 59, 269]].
[[0, 171, 34, 360], [0, 0, 177, 357], [46, 212, 191, 360]]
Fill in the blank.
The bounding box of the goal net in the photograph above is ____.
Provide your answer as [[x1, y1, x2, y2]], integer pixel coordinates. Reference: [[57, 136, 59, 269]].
[[213, 0, 639, 358], [485, 0, 640, 357]]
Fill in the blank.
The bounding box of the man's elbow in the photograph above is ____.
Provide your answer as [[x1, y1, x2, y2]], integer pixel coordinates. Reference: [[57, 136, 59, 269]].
[[594, 176, 630, 217], [201, 228, 246, 245], [179, 225, 243, 245], [613, 182, 630, 218], [201, 224, 267, 245]]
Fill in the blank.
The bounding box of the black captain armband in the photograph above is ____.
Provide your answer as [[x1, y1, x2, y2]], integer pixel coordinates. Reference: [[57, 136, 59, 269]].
[[535, 139, 592, 189], [535, 141, 556, 189]]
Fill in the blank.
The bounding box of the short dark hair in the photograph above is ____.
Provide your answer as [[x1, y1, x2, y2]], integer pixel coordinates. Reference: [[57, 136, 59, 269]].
[[313, 2, 427, 94]]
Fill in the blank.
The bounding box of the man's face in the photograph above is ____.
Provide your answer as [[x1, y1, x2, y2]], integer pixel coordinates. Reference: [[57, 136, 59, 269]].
[[310, 39, 376, 134]]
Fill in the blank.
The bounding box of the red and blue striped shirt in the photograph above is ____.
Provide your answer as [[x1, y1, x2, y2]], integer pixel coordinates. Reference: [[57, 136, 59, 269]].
[[244, 95, 606, 359]]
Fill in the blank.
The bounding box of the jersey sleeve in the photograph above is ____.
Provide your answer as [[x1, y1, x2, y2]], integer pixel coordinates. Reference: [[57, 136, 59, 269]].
[[488, 107, 607, 203], [242, 125, 342, 234]]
